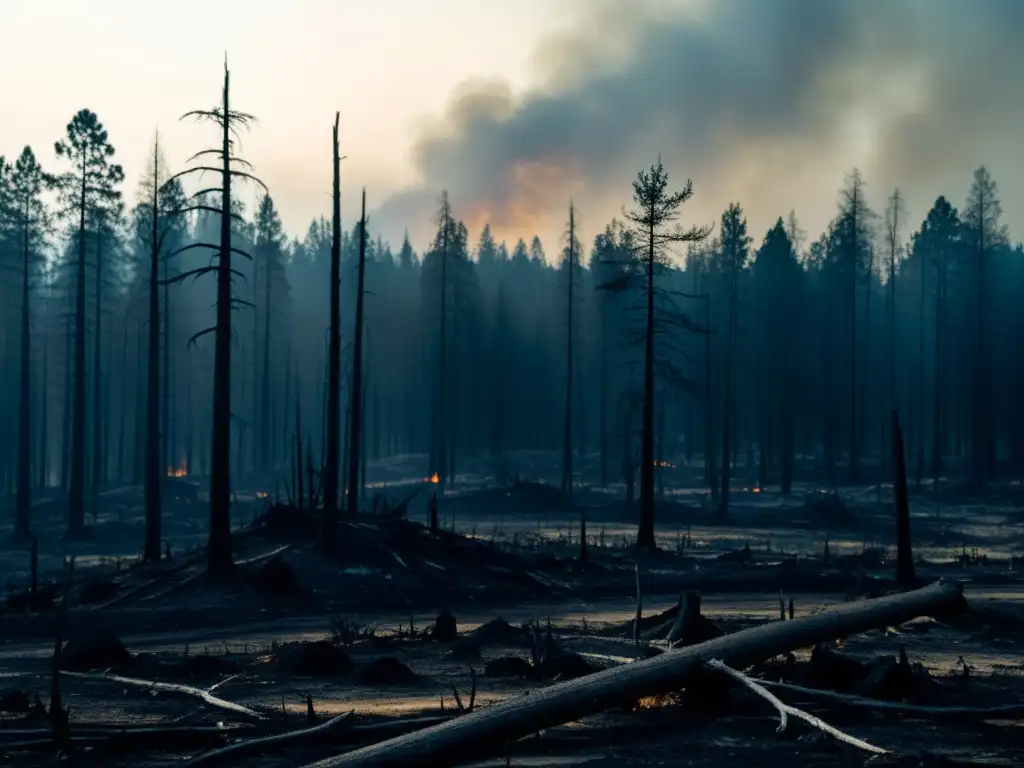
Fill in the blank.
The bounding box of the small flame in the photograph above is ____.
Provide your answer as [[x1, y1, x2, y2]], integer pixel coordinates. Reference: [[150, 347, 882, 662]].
[[255, 491, 269, 499], [427, 473, 440, 484], [167, 459, 188, 478], [753, 487, 761, 493]]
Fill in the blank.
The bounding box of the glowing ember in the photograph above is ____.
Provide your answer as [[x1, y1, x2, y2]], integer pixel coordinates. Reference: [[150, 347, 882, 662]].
[[634, 693, 677, 710], [753, 487, 761, 493], [427, 473, 440, 484], [167, 459, 188, 478], [255, 491, 269, 499]]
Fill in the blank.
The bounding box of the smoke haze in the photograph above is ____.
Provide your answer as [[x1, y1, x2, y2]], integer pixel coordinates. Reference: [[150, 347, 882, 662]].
[[375, 0, 1024, 252]]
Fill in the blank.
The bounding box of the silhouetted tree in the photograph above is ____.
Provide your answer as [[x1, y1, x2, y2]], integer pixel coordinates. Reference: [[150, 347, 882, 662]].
[[715, 203, 751, 518], [833, 169, 874, 484], [561, 201, 580, 496], [323, 112, 342, 553], [167, 62, 265, 576], [618, 159, 711, 550], [9, 147, 50, 537], [963, 167, 1005, 484], [54, 109, 123, 536], [346, 190, 368, 515]]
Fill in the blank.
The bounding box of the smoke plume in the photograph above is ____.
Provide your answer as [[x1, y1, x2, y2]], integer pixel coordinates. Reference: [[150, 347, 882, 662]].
[[374, 0, 1024, 253]]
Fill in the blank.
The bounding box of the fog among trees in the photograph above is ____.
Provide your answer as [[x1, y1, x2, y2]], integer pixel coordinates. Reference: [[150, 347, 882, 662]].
[[1, 63, 1022, 566]]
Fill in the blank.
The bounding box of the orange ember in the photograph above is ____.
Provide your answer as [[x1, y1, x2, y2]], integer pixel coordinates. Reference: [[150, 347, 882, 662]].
[[255, 491, 269, 499], [427, 473, 440, 484], [167, 459, 188, 478], [753, 487, 761, 493]]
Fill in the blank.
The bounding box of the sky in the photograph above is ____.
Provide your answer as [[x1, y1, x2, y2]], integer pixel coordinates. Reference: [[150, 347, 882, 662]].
[[2, 0, 1022, 258]]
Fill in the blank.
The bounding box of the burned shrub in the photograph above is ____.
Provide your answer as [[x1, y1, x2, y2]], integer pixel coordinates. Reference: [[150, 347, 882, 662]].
[[0, 689, 31, 713], [252, 553, 299, 594], [275, 640, 353, 677], [78, 577, 120, 605], [355, 656, 420, 686], [62, 629, 132, 671], [433, 610, 457, 642], [467, 617, 532, 647], [484, 656, 533, 679], [539, 653, 598, 681], [803, 490, 857, 527]]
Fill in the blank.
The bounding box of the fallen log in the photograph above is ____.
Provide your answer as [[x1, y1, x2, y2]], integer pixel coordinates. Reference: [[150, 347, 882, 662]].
[[756, 678, 1024, 719], [0, 725, 244, 739], [299, 579, 965, 768], [60, 671, 266, 720], [1, 725, 231, 753], [182, 711, 353, 766]]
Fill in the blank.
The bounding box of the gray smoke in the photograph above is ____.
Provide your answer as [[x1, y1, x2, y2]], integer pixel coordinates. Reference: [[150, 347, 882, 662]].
[[374, 0, 1024, 251]]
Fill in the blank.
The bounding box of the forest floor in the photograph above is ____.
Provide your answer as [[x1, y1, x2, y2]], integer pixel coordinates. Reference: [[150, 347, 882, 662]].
[[1, 452, 1023, 765]]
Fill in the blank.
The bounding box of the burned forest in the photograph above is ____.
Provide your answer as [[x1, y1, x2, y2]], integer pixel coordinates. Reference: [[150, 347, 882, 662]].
[[1, 2, 1024, 766]]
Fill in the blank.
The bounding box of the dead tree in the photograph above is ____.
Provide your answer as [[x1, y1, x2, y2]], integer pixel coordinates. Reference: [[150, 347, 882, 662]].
[[561, 202, 578, 496], [323, 112, 342, 551], [11, 146, 49, 538], [345, 190, 368, 516], [892, 410, 916, 586], [143, 135, 165, 561], [165, 60, 266, 577]]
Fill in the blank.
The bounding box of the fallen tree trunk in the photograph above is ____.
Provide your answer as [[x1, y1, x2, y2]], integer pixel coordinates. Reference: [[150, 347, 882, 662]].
[[300, 579, 964, 768], [60, 671, 266, 720], [182, 712, 353, 766], [1, 725, 232, 753]]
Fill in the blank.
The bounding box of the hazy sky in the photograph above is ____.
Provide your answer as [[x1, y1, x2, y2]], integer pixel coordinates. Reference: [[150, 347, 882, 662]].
[[3, 0, 1022, 257]]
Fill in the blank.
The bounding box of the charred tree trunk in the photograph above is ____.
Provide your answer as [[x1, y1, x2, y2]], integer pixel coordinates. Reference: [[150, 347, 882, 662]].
[[848, 208, 859, 485], [703, 292, 717, 503], [561, 203, 575, 498], [718, 267, 739, 519], [144, 140, 163, 563], [433, 197, 450, 485], [932, 244, 946, 486], [15, 205, 32, 537], [68, 165, 88, 536], [259, 236, 272, 476], [117, 325, 129, 484], [637, 215, 657, 551], [37, 324, 49, 490], [162, 226, 171, 484], [599, 305, 608, 487], [345, 191, 367, 516], [780, 343, 795, 495], [892, 410, 916, 587], [323, 113, 342, 551], [62, 310, 72, 493], [207, 66, 238, 576], [133, 325, 145, 484], [915, 248, 925, 488], [92, 226, 104, 511], [295, 391, 304, 515]]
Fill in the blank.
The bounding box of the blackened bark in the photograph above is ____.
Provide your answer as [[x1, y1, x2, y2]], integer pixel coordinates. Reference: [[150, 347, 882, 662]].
[[144, 139, 163, 562], [345, 191, 367, 516], [323, 113, 342, 552]]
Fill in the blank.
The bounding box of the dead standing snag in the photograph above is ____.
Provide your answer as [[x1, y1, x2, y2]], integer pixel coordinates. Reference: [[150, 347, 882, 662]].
[[298, 579, 964, 768], [163, 59, 267, 577]]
